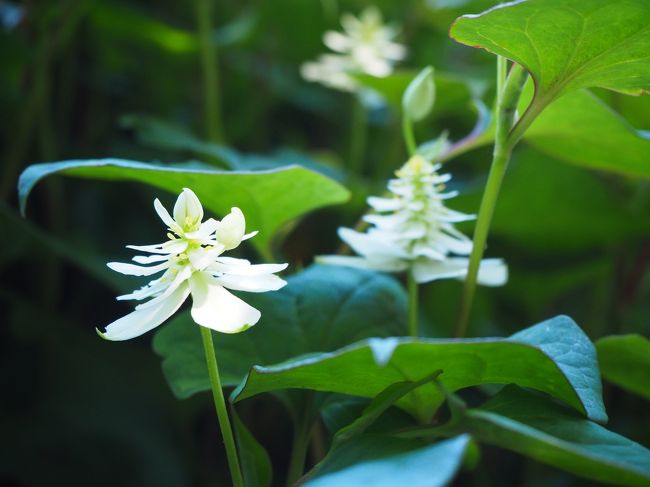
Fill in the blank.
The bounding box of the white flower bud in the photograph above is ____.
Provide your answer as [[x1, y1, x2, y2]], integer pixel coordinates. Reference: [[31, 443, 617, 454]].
[[174, 188, 204, 232], [215, 207, 246, 250], [402, 66, 435, 122]]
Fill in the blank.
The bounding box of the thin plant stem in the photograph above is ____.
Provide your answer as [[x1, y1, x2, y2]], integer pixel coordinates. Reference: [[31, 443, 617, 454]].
[[199, 326, 244, 487], [454, 62, 528, 338], [195, 0, 224, 143], [286, 393, 315, 486], [402, 115, 417, 156], [408, 271, 418, 337], [347, 95, 367, 178]]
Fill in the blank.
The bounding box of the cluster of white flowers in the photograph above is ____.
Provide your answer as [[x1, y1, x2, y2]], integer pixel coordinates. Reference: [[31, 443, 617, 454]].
[[319, 155, 507, 286], [301, 6, 406, 92], [98, 188, 287, 340]]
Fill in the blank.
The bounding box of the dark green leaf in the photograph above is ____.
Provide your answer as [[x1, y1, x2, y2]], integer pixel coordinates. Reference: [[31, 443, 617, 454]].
[[233, 315, 607, 423], [153, 265, 406, 398], [302, 435, 472, 487], [463, 386, 650, 487], [18, 159, 349, 256], [597, 335, 650, 400]]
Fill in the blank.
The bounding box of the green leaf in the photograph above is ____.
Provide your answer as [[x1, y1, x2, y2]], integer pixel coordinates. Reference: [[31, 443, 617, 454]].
[[522, 85, 650, 179], [302, 435, 472, 487], [451, 0, 650, 108], [463, 386, 650, 487], [333, 371, 442, 446], [233, 315, 607, 423], [597, 335, 650, 400], [232, 410, 272, 487], [18, 159, 349, 255], [152, 265, 406, 399]]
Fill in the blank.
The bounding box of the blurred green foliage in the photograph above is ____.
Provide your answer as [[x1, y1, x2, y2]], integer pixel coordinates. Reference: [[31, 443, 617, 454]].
[[2, 0, 649, 486]]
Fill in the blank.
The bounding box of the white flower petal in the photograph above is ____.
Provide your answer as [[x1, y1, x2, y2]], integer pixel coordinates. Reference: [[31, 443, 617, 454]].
[[338, 227, 409, 259], [215, 207, 246, 250], [184, 218, 219, 240], [242, 230, 258, 241], [132, 254, 169, 264], [315, 255, 407, 272], [154, 198, 182, 234], [136, 265, 192, 310], [189, 273, 260, 333], [107, 261, 171, 276], [475, 258, 508, 287], [173, 188, 204, 231], [98, 283, 190, 341], [187, 245, 225, 271], [411, 257, 508, 287], [367, 196, 403, 212], [209, 259, 288, 276], [215, 273, 287, 293], [126, 241, 188, 254]]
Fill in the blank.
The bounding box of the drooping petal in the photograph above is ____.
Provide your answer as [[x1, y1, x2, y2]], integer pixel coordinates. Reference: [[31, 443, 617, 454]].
[[107, 260, 171, 277], [338, 227, 409, 259], [173, 188, 204, 233], [215, 207, 246, 250], [132, 254, 170, 264], [126, 240, 188, 254], [315, 255, 407, 272], [154, 198, 182, 234], [98, 283, 190, 341], [189, 273, 261, 333], [215, 272, 287, 293], [209, 258, 288, 276]]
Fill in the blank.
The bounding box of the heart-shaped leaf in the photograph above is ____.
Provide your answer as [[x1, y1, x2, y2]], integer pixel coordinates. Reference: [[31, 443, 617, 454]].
[[451, 0, 650, 108], [463, 386, 650, 487], [153, 265, 406, 399], [232, 315, 607, 423], [18, 159, 349, 256]]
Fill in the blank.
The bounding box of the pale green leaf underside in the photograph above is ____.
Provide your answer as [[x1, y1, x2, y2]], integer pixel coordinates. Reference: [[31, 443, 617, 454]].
[[303, 435, 471, 487], [233, 315, 607, 423], [596, 334, 650, 400], [466, 386, 650, 487], [18, 159, 349, 254], [451, 0, 650, 104]]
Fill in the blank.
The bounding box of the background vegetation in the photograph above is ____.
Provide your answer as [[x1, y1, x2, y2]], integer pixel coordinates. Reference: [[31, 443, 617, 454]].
[[1, 0, 649, 485]]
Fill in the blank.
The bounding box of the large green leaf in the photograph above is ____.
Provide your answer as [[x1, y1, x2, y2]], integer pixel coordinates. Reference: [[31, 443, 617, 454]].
[[232, 410, 272, 487], [462, 386, 650, 487], [152, 265, 406, 398], [233, 315, 607, 423], [18, 159, 349, 255], [302, 435, 472, 487], [451, 0, 650, 109], [597, 335, 650, 400], [522, 86, 650, 178]]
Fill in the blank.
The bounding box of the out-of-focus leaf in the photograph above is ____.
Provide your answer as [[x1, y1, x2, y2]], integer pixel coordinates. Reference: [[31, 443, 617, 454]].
[[302, 435, 472, 487], [462, 386, 650, 487], [18, 159, 349, 255], [153, 265, 406, 398], [233, 315, 607, 423], [597, 335, 650, 400]]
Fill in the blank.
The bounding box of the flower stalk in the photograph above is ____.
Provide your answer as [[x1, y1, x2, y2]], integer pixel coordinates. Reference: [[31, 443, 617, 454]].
[[407, 271, 418, 337], [200, 326, 245, 487], [455, 61, 527, 337]]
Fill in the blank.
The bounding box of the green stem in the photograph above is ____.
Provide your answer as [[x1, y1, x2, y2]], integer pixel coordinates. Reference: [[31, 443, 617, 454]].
[[454, 62, 528, 338], [402, 115, 417, 157], [408, 271, 418, 337], [195, 0, 224, 143], [200, 326, 244, 487], [348, 95, 367, 178], [286, 395, 314, 486]]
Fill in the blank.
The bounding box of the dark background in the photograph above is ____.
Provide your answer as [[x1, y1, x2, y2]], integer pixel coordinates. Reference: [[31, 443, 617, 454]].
[[1, 0, 649, 485]]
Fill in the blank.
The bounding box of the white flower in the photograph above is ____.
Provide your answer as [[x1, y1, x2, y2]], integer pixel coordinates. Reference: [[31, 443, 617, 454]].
[[318, 155, 507, 286], [97, 188, 288, 341], [301, 6, 407, 92]]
